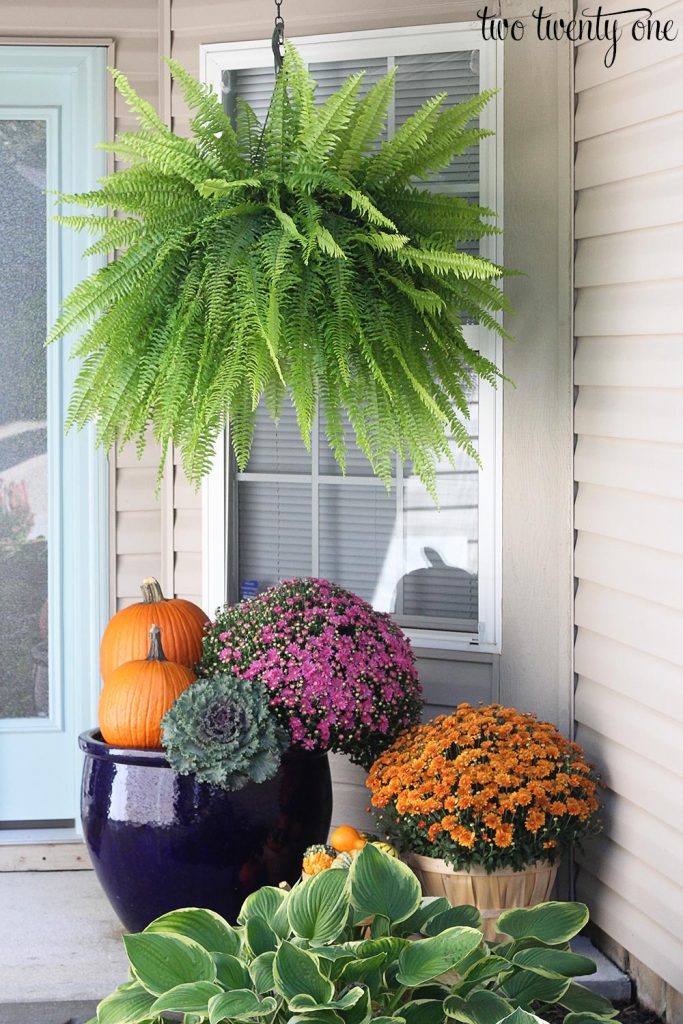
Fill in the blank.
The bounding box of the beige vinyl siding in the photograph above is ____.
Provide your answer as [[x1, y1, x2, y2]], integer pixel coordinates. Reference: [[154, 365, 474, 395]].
[[573, 14, 683, 996]]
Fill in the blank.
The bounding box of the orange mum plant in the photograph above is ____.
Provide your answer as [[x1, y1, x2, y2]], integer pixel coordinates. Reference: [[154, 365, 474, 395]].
[[366, 703, 601, 871]]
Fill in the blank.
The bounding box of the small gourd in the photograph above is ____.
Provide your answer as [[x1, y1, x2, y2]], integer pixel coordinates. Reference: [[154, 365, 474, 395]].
[[99, 624, 196, 749], [302, 844, 336, 878], [100, 577, 208, 684], [331, 851, 356, 870], [371, 841, 400, 859], [330, 824, 366, 853]]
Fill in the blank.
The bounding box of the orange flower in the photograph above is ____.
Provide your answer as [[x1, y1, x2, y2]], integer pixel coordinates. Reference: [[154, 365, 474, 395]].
[[365, 703, 601, 868], [494, 824, 513, 847], [525, 809, 546, 832]]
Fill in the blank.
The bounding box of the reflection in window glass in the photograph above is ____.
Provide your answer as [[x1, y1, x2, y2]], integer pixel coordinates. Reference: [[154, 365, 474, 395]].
[[0, 119, 49, 718]]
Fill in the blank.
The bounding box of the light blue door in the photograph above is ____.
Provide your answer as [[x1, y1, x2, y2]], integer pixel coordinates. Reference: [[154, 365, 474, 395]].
[[0, 46, 109, 826]]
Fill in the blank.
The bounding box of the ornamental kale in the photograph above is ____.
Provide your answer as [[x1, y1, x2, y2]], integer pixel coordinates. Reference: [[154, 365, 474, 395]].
[[200, 577, 422, 769], [161, 673, 287, 790]]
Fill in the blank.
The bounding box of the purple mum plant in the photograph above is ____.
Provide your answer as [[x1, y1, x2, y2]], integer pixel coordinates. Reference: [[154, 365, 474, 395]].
[[200, 577, 423, 769]]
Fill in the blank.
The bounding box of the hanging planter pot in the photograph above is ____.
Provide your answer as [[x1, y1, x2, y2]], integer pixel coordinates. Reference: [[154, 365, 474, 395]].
[[48, 42, 510, 499]]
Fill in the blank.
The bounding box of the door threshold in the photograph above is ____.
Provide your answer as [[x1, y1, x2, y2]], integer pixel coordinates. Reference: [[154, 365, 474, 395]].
[[0, 827, 91, 870], [0, 826, 82, 845]]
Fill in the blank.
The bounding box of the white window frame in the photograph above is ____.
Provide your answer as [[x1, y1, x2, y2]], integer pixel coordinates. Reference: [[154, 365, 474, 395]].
[[201, 23, 503, 654]]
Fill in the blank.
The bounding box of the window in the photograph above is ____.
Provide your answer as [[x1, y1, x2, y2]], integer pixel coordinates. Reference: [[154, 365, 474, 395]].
[[201, 25, 502, 650]]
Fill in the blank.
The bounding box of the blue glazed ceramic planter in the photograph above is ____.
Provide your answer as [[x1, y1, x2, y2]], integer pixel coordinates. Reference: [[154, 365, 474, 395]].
[[79, 729, 333, 932]]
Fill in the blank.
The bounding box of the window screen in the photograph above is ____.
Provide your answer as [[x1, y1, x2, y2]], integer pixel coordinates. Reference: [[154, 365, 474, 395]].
[[225, 48, 482, 633]]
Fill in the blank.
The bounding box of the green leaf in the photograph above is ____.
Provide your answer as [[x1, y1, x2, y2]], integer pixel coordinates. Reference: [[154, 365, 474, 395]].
[[289, 868, 350, 944], [209, 989, 277, 1023], [214, 952, 252, 990], [445, 990, 514, 1024], [290, 988, 366, 1013], [496, 903, 590, 945], [396, 928, 483, 986], [250, 951, 276, 994], [311, 945, 357, 963], [395, 898, 453, 936], [96, 982, 155, 1024], [455, 955, 514, 993], [123, 932, 216, 995], [273, 941, 335, 1003], [340, 985, 372, 1024], [399, 999, 445, 1024], [197, 177, 261, 198], [564, 1015, 622, 1024], [512, 947, 597, 979], [422, 906, 483, 935], [338, 953, 387, 985], [150, 981, 223, 1014], [288, 1014, 344, 1024], [498, 1011, 548, 1024], [349, 937, 410, 963], [239, 886, 288, 926], [247, 917, 279, 956], [349, 843, 421, 926], [369, 915, 392, 938], [559, 982, 619, 1017], [501, 969, 571, 1007], [145, 907, 241, 955]]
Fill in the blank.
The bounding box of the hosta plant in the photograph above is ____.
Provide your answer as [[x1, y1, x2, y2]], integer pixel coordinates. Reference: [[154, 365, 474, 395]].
[[89, 843, 619, 1024], [48, 46, 510, 497]]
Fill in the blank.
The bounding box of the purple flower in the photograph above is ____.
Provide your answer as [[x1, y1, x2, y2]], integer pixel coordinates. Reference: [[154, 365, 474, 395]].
[[199, 577, 423, 768]]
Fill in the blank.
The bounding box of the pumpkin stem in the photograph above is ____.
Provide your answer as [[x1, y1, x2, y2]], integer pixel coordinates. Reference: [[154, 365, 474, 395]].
[[141, 577, 165, 604], [147, 624, 167, 662]]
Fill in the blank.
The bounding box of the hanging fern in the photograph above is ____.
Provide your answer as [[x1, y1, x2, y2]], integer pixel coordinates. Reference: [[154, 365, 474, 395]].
[[48, 46, 511, 497]]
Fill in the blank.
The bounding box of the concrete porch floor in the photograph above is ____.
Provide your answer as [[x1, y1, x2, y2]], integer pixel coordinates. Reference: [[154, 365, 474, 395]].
[[0, 871, 127, 1024], [0, 870, 631, 1024]]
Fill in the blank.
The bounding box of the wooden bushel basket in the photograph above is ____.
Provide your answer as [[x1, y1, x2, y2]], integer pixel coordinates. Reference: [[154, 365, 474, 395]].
[[409, 852, 559, 941]]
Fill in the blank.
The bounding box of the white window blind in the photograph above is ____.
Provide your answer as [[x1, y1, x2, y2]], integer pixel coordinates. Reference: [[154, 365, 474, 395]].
[[210, 28, 502, 642]]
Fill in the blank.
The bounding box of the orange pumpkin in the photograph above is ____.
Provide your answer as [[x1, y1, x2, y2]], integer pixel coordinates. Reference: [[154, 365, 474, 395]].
[[100, 577, 208, 684], [99, 624, 196, 749], [330, 825, 367, 853]]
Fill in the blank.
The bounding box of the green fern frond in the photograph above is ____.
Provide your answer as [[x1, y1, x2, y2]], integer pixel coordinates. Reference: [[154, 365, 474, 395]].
[[49, 48, 511, 498], [299, 71, 364, 161], [363, 94, 445, 186], [387, 90, 497, 184], [333, 66, 396, 174]]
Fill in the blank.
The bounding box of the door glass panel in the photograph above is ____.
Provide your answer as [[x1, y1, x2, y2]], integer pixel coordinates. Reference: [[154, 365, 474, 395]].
[[0, 119, 48, 719]]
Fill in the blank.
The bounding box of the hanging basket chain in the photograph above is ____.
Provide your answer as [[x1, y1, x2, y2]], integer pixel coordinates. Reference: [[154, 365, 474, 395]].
[[256, 0, 286, 164], [272, 0, 285, 74]]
